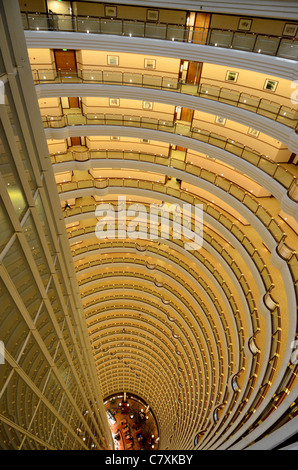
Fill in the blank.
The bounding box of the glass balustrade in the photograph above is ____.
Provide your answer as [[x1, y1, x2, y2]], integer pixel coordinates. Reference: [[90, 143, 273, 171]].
[[43, 113, 296, 194], [71, 237, 278, 418], [21, 12, 298, 60], [56, 177, 291, 296], [34, 69, 298, 129], [52, 151, 289, 277]]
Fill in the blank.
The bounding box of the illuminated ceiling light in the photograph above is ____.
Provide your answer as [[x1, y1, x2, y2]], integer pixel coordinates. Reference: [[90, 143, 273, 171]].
[[87, 30, 90, 33]]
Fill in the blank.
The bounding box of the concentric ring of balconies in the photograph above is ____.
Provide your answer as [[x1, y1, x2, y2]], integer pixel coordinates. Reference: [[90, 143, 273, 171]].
[[62, 210, 288, 448], [42, 114, 298, 213], [55, 166, 296, 444], [25, 17, 298, 448], [34, 72, 298, 132], [76, 258, 253, 444]]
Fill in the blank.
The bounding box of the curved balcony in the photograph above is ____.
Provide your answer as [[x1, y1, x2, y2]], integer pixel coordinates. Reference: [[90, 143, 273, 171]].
[[42, 113, 298, 205], [74, 253, 258, 444], [63, 216, 284, 448], [34, 69, 298, 132], [21, 11, 298, 61], [55, 175, 293, 291]]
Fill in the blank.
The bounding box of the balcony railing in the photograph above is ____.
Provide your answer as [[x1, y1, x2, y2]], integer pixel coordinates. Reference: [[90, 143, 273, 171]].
[[21, 12, 298, 60], [63, 199, 284, 437], [56, 176, 289, 290], [42, 112, 297, 196], [33, 68, 298, 131]]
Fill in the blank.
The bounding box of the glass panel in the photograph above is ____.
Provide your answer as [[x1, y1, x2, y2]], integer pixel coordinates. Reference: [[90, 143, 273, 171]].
[[25, 401, 54, 448], [253, 36, 279, 55], [81, 69, 102, 81], [145, 23, 167, 40], [27, 13, 49, 31], [77, 17, 100, 33], [0, 277, 29, 360], [103, 71, 122, 83], [5, 83, 37, 194], [274, 167, 294, 188], [232, 33, 256, 51], [143, 75, 162, 88], [34, 302, 60, 360], [100, 19, 122, 35], [257, 100, 280, 118], [35, 193, 55, 258], [47, 278, 65, 330], [0, 197, 13, 252], [277, 40, 298, 59], [167, 26, 186, 42], [3, 237, 42, 321], [56, 16, 74, 32], [18, 332, 50, 391], [123, 20, 145, 37], [209, 30, 233, 47], [23, 213, 51, 288], [0, 120, 27, 219]]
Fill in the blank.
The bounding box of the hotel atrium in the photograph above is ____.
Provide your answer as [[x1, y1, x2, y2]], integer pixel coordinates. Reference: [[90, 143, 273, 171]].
[[0, 0, 297, 451]]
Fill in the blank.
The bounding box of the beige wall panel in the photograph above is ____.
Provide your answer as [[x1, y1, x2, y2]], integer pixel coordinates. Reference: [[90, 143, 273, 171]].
[[47, 138, 68, 154], [201, 63, 294, 106], [47, 0, 71, 15], [77, 50, 180, 76], [19, 0, 46, 12], [81, 96, 175, 120], [38, 97, 61, 116], [28, 48, 54, 66], [73, 3, 186, 25], [209, 14, 297, 37]]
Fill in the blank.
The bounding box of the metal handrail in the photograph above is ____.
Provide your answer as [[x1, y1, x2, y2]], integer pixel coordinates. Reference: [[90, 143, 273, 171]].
[[33, 68, 298, 131], [21, 11, 298, 61]]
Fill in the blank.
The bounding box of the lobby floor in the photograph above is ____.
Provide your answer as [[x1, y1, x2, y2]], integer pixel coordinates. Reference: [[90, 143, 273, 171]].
[[105, 396, 159, 450]]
